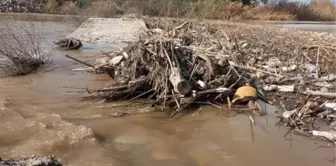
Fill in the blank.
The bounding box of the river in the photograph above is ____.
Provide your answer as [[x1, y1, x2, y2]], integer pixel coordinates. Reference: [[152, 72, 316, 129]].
[[0, 17, 335, 166], [264, 21, 336, 35]]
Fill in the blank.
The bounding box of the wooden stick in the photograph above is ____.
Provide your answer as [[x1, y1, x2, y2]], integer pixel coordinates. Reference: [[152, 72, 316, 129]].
[[316, 47, 320, 78], [304, 90, 336, 97], [227, 97, 231, 111], [171, 90, 181, 109], [65, 54, 94, 67], [232, 64, 283, 77], [174, 21, 189, 31], [101, 50, 113, 58]]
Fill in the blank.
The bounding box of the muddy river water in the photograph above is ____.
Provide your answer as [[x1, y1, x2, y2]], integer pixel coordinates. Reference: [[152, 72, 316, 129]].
[[0, 19, 335, 166]]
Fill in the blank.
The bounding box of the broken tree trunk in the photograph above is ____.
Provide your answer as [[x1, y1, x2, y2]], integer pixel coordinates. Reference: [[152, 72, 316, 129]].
[[169, 67, 191, 95], [0, 156, 62, 166]]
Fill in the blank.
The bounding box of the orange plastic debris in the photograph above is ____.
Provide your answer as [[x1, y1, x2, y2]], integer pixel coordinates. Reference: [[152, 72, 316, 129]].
[[232, 85, 257, 104]]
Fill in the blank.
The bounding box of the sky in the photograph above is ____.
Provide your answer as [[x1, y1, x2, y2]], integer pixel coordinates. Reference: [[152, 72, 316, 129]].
[[289, 0, 336, 4], [267, 0, 336, 5]]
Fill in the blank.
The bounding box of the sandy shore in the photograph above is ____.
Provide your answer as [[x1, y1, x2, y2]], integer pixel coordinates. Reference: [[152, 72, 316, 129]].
[[66, 18, 146, 46]]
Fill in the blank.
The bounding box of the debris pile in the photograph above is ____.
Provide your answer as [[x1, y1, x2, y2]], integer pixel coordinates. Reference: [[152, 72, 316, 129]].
[[67, 18, 336, 139], [86, 20, 255, 115], [278, 101, 336, 142]]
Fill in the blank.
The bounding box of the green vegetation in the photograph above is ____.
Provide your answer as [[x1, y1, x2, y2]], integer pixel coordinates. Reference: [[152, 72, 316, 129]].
[[77, 0, 92, 9]]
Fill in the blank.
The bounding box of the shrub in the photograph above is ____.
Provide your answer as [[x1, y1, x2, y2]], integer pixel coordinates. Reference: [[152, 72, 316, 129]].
[[78, 0, 121, 17], [77, 0, 92, 9], [0, 20, 51, 77]]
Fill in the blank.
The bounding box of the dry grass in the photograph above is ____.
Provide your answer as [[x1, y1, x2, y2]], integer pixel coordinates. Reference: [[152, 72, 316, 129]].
[[63, 0, 294, 20], [2, 0, 335, 21], [0, 20, 51, 77], [68, 0, 334, 21], [77, 0, 121, 17], [270, 0, 336, 21], [218, 3, 296, 21], [306, 0, 336, 21], [0, 0, 323, 21]]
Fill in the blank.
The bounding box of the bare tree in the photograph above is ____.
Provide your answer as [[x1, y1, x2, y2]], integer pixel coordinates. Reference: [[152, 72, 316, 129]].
[[0, 20, 51, 77]]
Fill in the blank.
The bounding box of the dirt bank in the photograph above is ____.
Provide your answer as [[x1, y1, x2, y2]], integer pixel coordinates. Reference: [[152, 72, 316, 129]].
[[66, 17, 146, 45]]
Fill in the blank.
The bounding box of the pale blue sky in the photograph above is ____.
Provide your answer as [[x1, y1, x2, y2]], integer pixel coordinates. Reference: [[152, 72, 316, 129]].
[[289, 0, 336, 4], [269, 0, 336, 5]]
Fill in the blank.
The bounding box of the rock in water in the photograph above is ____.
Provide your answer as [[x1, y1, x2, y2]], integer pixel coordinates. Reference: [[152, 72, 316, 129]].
[[0, 156, 62, 166], [55, 38, 83, 50]]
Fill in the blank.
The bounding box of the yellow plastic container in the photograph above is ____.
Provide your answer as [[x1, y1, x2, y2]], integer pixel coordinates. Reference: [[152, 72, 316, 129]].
[[232, 85, 257, 104]]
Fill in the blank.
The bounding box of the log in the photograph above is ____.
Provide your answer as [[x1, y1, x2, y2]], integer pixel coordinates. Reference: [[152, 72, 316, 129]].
[[169, 67, 191, 95], [0, 156, 62, 166]]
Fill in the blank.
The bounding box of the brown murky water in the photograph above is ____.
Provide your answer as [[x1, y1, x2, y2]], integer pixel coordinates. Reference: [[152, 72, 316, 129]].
[[0, 19, 335, 166]]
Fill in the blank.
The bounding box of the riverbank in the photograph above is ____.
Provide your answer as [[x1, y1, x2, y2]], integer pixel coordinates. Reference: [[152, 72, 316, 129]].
[[0, 0, 335, 21], [0, 15, 336, 165], [0, 12, 85, 24]]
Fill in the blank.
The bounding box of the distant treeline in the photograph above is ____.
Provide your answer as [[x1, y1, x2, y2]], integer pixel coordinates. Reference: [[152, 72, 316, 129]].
[[0, 0, 335, 21]]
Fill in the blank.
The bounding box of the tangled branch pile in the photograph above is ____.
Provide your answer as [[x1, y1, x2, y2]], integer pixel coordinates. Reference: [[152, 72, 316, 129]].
[[84, 18, 336, 116], [85, 20, 258, 112], [276, 101, 336, 142]]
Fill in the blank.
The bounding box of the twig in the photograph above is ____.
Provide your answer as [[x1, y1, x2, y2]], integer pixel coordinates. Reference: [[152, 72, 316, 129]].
[[65, 54, 94, 68], [232, 64, 283, 77], [249, 114, 255, 124], [101, 50, 113, 58], [316, 47, 320, 78], [227, 97, 231, 111], [173, 21, 189, 31], [130, 89, 154, 101], [171, 90, 181, 109], [228, 65, 242, 89], [163, 48, 174, 70], [303, 90, 336, 98], [196, 87, 230, 95]]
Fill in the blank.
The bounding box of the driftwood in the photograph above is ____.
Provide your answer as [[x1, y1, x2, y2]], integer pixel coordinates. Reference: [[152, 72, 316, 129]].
[[169, 67, 191, 95], [0, 156, 62, 166], [278, 100, 336, 142], [65, 55, 94, 68], [304, 89, 336, 98]]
